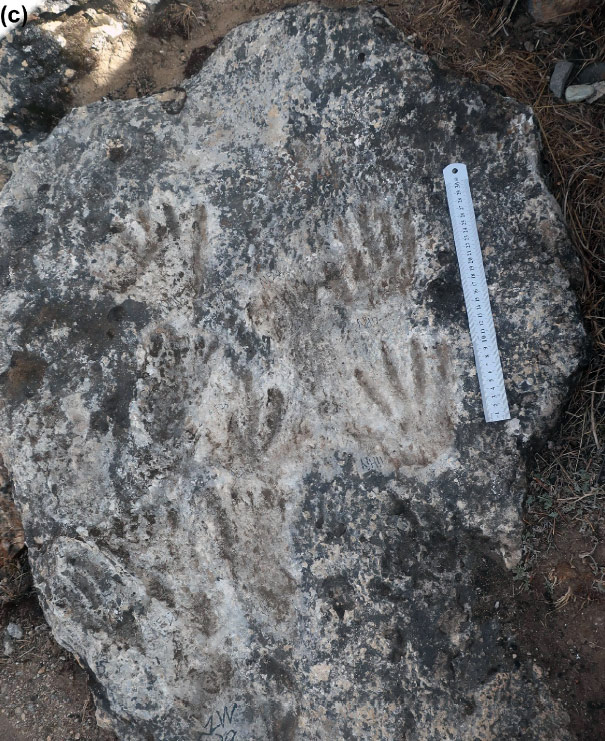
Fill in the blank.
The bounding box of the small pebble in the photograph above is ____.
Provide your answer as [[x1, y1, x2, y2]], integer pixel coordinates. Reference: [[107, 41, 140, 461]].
[[565, 84, 595, 103], [549, 60, 574, 99], [2, 636, 14, 656], [587, 81, 605, 104], [6, 622, 24, 640]]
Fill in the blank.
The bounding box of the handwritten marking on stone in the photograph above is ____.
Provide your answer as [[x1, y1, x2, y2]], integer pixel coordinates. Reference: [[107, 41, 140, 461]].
[[360, 455, 384, 471], [356, 315, 380, 330], [232, 466, 253, 480], [201, 703, 238, 739], [259, 270, 287, 288]]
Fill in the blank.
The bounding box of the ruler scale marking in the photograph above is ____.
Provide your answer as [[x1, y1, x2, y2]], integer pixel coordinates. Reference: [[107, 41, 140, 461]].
[[443, 163, 510, 423]]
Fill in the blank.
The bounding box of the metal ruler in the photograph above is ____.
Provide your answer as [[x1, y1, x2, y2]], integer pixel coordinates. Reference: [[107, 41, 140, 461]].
[[443, 163, 510, 423]]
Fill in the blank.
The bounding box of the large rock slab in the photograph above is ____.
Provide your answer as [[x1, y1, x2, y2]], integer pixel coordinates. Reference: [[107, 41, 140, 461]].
[[0, 4, 586, 739]]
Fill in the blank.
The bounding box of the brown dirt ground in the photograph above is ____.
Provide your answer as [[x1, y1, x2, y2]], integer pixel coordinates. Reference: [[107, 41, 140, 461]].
[[1, 0, 604, 739], [479, 518, 605, 741], [0, 597, 115, 741]]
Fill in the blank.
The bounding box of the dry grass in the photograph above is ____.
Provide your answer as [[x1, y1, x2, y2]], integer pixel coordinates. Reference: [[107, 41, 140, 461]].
[[528, 356, 605, 542], [0, 552, 31, 605], [148, 0, 208, 40]]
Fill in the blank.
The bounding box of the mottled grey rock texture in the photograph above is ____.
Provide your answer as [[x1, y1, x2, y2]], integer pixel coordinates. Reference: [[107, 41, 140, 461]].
[[549, 60, 574, 98], [0, 21, 75, 187], [0, 4, 587, 739]]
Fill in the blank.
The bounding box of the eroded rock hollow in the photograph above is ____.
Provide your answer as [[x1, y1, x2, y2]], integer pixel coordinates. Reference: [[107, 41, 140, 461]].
[[0, 4, 586, 739]]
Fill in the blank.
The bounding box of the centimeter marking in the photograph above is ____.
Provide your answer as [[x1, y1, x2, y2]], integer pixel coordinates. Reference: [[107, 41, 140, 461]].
[[443, 163, 510, 423]]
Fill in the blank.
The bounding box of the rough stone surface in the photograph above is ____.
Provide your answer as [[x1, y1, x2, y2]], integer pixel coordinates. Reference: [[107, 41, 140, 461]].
[[0, 4, 587, 740], [3, 635, 14, 656], [586, 80, 605, 103], [0, 21, 75, 188], [6, 621, 23, 640], [564, 83, 594, 102], [549, 60, 574, 98]]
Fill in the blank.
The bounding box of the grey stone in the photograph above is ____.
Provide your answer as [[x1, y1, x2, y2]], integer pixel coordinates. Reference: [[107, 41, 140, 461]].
[[549, 60, 574, 98], [41, 0, 79, 14], [0, 4, 586, 740], [0, 22, 76, 183], [2, 636, 14, 656], [576, 62, 605, 85], [586, 80, 605, 103], [5, 621, 23, 640], [565, 83, 595, 102]]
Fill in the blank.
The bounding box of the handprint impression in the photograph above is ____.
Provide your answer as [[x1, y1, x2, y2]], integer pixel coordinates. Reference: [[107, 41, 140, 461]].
[[353, 338, 455, 467], [328, 203, 417, 306], [326, 205, 457, 468], [245, 203, 457, 469]]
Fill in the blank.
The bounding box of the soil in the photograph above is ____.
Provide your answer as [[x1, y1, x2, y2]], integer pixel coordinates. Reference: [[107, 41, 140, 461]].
[[1, 0, 604, 739], [0, 597, 116, 741], [498, 519, 605, 741], [517, 526, 605, 740]]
